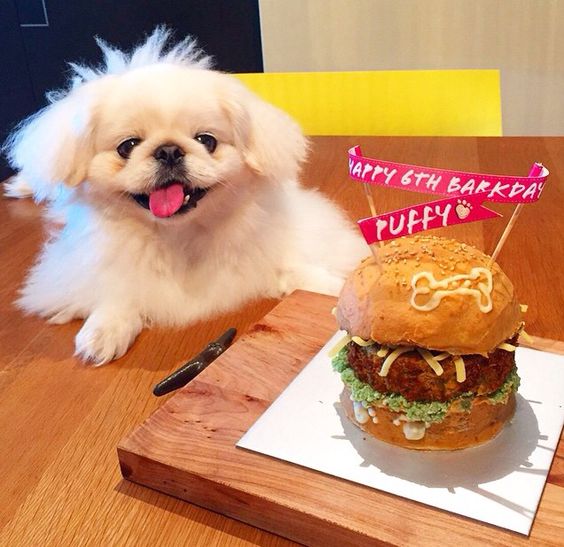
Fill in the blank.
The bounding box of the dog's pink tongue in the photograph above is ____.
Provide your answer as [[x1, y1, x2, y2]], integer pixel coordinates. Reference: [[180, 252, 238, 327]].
[[149, 183, 184, 218]]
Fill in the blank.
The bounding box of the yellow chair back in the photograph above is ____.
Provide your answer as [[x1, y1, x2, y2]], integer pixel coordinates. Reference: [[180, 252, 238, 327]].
[[235, 70, 501, 136]]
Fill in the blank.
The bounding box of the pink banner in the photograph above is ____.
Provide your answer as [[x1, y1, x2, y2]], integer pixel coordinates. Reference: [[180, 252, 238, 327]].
[[357, 192, 501, 244], [349, 146, 549, 204]]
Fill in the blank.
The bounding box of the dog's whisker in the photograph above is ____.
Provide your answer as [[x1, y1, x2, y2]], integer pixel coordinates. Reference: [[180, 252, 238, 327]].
[[213, 179, 239, 199]]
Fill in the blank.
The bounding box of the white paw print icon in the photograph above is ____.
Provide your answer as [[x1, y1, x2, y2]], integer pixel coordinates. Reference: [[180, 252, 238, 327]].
[[455, 198, 472, 220]]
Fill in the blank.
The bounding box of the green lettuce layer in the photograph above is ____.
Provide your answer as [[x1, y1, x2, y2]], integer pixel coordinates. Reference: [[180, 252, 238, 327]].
[[332, 346, 520, 424]]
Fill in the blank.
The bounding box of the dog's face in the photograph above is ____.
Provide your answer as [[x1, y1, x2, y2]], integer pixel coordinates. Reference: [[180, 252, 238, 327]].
[[9, 61, 307, 222], [89, 66, 261, 219]]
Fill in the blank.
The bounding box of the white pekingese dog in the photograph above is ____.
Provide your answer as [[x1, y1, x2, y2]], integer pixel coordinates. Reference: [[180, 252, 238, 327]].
[[4, 28, 366, 364]]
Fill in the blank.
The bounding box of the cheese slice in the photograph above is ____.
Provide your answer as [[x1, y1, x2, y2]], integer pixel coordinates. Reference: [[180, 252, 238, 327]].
[[376, 346, 390, 358], [328, 334, 351, 358], [520, 330, 533, 344], [497, 342, 516, 352], [352, 336, 375, 347], [453, 356, 466, 382], [379, 347, 413, 377], [417, 349, 444, 376]]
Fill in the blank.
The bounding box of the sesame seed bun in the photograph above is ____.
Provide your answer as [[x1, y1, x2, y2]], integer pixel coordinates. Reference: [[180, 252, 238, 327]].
[[335, 236, 522, 355]]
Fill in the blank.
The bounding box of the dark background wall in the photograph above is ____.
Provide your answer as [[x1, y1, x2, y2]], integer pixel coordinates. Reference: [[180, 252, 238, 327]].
[[0, 0, 264, 180]]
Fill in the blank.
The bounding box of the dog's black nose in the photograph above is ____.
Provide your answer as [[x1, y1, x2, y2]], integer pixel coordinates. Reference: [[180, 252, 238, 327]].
[[153, 144, 185, 166]]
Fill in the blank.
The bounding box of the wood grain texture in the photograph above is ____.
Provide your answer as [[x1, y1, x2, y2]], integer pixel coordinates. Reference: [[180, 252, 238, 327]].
[[118, 291, 564, 546], [1, 137, 563, 546]]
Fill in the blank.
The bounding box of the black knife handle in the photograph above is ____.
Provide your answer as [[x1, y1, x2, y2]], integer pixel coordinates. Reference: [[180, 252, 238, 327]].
[[152, 327, 236, 397]]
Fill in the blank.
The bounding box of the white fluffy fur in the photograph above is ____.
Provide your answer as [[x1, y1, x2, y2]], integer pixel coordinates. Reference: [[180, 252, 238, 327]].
[[4, 28, 366, 364]]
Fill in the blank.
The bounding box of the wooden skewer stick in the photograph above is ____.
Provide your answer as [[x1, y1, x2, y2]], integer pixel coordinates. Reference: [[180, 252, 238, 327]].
[[362, 183, 383, 248], [488, 204, 524, 268], [488, 163, 544, 267], [362, 182, 384, 270], [363, 182, 377, 217]]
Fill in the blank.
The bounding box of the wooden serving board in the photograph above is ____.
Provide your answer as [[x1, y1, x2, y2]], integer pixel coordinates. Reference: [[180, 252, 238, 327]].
[[118, 290, 564, 546]]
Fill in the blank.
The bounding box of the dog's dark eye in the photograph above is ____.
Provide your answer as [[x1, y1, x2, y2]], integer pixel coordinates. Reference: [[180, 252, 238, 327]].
[[117, 138, 141, 159], [195, 133, 217, 154]]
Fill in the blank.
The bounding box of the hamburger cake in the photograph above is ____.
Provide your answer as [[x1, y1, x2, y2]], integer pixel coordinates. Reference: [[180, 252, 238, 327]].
[[331, 235, 525, 450]]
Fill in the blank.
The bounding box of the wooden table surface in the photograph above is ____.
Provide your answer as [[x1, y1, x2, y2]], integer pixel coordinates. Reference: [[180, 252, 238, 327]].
[[1, 136, 563, 546]]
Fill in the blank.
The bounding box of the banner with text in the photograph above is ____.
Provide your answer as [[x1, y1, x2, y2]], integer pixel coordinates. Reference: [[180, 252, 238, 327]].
[[357, 192, 500, 244], [350, 145, 549, 243], [349, 146, 548, 204]]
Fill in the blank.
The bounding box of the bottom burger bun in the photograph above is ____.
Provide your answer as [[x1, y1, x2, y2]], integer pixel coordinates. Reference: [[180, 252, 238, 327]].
[[341, 387, 516, 451]]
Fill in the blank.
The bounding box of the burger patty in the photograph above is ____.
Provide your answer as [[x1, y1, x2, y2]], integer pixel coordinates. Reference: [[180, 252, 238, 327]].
[[346, 338, 517, 403]]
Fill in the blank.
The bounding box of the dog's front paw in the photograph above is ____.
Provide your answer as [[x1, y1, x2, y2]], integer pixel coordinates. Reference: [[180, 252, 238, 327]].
[[75, 310, 143, 365]]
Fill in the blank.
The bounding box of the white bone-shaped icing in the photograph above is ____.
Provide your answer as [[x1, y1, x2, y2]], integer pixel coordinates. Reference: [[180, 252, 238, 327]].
[[410, 267, 493, 313]]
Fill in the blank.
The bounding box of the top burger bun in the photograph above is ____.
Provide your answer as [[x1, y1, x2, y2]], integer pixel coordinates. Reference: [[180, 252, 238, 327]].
[[336, 236, 522, 355]]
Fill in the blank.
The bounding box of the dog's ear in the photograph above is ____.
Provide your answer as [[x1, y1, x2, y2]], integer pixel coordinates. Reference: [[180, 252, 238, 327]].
[[4, 81, 101, 199], [222, 77, 308, 181]]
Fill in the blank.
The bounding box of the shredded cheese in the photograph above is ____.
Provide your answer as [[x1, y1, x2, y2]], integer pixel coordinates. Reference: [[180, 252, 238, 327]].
[[379, 347, 413, 377], [376, 346, 390, 358], [498, 342, 516, 352], [520, 330, 533, 344], [328, 334, 351, 358], [417, 349, 444, 376], [453, 356, 466, 383], [520, 304, 528, 313], [351, 336, 375, 347], [433, 352, 450, 361]]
